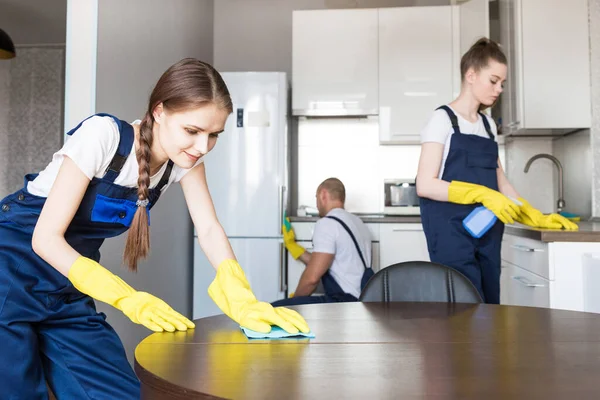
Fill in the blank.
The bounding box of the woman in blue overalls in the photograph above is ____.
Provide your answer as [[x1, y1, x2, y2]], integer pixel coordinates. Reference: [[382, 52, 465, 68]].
[[416, 38, 577, 304], [0, 58, 308, 399]]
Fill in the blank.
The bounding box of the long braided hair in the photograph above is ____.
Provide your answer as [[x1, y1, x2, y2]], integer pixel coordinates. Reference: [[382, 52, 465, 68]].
[[124, 58, 233, 271]]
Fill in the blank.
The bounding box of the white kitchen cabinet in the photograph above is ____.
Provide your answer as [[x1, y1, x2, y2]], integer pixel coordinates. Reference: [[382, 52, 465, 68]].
[[501, 234, 550, 308], [501, 262, 550, 308], [378, 6, 454, 144], [456, 0, 490, 97], [499, 0, 591, 133], [500, 263, 511, 305], [379, 223, 430, 270], [500, 232, 600, 312], [501, 234, 549, 279], [292, 9, 379, 116]]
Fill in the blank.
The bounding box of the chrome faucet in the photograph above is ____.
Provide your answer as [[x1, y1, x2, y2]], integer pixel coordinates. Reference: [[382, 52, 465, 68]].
[[524, 154, 565, 213]]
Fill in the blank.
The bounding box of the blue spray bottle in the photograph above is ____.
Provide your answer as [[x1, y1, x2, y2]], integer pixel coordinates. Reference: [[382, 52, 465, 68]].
[[463, 197, 522, 238]]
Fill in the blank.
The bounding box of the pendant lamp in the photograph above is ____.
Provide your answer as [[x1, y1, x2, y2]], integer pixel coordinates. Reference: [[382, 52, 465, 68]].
[[0, 28, 16, 59]]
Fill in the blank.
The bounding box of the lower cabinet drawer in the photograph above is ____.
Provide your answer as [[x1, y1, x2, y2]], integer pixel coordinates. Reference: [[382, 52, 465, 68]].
[[502, 234, 550, 279], [502, 262, 550, 308]]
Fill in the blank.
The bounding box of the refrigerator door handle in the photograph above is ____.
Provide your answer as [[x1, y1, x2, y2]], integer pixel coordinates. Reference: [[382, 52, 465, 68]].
[[278, 185, 286, 233], [280, 242, 287, 292]]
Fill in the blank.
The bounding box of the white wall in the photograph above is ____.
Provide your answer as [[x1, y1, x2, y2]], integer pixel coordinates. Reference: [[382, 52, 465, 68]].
[[589, 0, 600, 217], [297, 117, 507, 214]]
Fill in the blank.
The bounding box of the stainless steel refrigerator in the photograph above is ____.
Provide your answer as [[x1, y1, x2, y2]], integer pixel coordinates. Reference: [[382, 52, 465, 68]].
[[192, 72, 288, 319]]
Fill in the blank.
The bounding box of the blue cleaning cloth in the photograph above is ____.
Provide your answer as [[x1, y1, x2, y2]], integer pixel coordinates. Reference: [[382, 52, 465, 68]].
[[559, 211, 579, 218], [241, 326, 315, 339]]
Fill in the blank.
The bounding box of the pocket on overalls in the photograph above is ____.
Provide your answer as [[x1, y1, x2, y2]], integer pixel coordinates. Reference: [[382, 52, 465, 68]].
[[45, 283, 89, 311]]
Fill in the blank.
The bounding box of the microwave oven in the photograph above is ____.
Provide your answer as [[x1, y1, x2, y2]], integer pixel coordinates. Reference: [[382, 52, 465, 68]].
[[384, 179, 420, 215]]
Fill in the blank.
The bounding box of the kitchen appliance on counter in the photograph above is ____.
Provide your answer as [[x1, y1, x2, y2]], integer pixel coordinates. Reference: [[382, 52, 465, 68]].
[[192, 72, 288, 319], [384, 179, 420, 215]]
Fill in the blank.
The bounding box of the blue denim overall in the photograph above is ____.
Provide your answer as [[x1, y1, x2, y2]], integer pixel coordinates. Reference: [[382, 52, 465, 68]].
[[0, 114, 173, 399], [420, 106, 503, 304]]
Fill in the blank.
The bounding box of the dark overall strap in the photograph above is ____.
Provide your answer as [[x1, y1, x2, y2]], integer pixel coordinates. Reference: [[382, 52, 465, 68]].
[[103, 117, 134, 183], [478, 111, 495, 139], [436, 106, 461, 135], [65, 113, 134, 183], [325, 216, 369, 270], [155, 160, 175, 192], [67, 113, 175, 187], [436, 106, 495, 141]]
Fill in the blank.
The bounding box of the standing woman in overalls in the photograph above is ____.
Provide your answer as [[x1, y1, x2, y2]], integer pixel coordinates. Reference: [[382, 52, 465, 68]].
[[416, 38, 577, 304], [0, 58, 308, 399]]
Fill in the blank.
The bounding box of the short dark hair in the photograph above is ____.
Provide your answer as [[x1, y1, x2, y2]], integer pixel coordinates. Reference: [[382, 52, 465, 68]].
[[318, 178, 346, 203]]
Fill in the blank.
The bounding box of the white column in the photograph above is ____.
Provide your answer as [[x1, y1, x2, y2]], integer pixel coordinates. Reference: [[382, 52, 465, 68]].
[[64, 0, 98, 140]]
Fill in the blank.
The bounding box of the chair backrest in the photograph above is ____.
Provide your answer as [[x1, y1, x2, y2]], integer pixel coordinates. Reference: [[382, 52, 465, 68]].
[[359, 261, 483, 303]]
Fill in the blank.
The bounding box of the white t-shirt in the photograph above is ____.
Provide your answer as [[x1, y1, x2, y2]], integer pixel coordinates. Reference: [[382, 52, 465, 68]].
[[312, 208, 372, 299], [27, 116, 203, 197], [420, 106, 498, 179]]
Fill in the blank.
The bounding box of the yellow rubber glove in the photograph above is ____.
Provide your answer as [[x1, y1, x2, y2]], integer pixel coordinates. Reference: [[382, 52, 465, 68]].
[[448, 181, 520, 224], [282, 217, 305, 259], [516, 197, 578, 230], [208, 259, 310, 334], [68, 257, 195, 332]]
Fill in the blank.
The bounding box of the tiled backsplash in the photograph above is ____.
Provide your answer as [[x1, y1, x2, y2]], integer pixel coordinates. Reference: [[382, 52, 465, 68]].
[[553, 130, 592, 218], [0, 47, 65, 198], [503, 132, 592, 218], [505, 137, 556, 214]]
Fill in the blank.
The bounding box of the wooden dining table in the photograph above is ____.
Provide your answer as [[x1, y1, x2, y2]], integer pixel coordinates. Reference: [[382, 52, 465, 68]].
[[134, 302, 600, 399]]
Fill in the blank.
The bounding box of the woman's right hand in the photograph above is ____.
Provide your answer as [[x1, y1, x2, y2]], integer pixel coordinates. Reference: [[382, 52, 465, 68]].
[[448, 181, 520, 224]]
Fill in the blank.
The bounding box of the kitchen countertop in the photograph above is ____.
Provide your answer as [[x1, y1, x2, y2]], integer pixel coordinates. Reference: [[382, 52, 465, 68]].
[[289, 214, 421, 223], [505, 221, 600, 243], [290, 215, 600, 243]]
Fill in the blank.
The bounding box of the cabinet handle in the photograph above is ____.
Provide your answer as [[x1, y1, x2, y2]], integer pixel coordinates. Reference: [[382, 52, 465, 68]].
[[511, 275, 545, 288], [310, 101, 360, 110], [510, 244, 543, 253]]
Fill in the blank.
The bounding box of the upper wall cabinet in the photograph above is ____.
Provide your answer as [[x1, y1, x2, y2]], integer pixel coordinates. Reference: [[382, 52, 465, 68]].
[[378, 1, 489, 144], [500, 0, 591, 134], [292, 9, 379, 116], [378, 6, 455, 144]]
